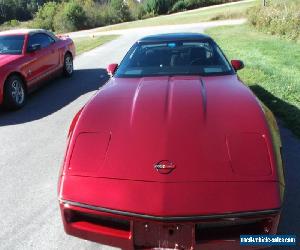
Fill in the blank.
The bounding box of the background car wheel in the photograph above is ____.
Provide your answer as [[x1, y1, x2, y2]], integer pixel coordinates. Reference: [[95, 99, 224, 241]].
[[63, 53, 73, 77], [3, 75, 26, 110]]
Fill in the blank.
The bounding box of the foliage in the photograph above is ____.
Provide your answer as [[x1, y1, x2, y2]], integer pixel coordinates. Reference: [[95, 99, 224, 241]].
[[171, 1, 187, 13], [2, 0, 241, 32], [247, 0, 300, 40], [0, 0, 53, 24], [143, 0, 170, 15], [96, 0, 253, 32], [127, 0, 145, 20], [80, 0, 105, 28], [110, 0, 132, 22], [53, 1, 87, 32], [3, 19, 20, 27], [32, 2, 58, 30], [181, 0, 237, 10]]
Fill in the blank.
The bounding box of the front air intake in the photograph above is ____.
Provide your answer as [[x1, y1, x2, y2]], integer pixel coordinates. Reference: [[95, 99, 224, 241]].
[[195, 218, 271, 242], [65, 209, 130, 232]]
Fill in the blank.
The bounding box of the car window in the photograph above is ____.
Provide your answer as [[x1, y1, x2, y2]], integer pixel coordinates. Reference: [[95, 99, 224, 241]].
[[115, 39, 234, 77], [0, 35, 25, 55], [28, 33, 55, 49]]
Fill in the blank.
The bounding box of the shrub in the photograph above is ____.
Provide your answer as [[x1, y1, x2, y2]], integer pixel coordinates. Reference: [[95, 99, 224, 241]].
[[3, 19, 20, 27], [185, 0, 237, 9], [127, 0, 146, 20], [143, 0, 173, 15], [171, 1, 187, 13], [247, 0, 300, 40], [79, 0, 105, 28], [110, 0, 132, 22], [53, 1, 87, 32], [99, 4, 121, 25], [32, 2, 58, 31]]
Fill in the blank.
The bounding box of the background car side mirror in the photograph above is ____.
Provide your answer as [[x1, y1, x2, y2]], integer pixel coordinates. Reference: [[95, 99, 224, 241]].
[[28, 44, 41, 53], [231, 60, 244, 71], [107, 63, 118, 77]]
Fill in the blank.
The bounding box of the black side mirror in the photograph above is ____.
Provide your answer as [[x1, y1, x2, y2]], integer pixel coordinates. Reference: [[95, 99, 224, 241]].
[[28, 44, 41, 53]]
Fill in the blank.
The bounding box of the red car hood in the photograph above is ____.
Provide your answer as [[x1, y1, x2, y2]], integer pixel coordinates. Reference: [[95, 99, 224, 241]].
[[0, 54, 21, 67], [65, 75, 278, 183]]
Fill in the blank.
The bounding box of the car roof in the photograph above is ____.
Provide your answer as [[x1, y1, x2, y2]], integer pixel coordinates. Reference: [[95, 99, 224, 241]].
[[0, 29, 59, 40], [0, 28, 53, 35], [138, 33, 212, 43]]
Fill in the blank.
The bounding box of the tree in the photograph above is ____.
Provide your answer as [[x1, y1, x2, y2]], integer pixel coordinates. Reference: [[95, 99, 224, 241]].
[[110, 0, 132, 22], [32, 1, 58, 30], [53, 1, 87, 32], [143, 0, 176, 15]]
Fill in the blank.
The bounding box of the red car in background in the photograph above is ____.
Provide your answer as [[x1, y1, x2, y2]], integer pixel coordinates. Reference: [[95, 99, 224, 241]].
[[0, 29, 75, 110], [58, 33, 285, 249]]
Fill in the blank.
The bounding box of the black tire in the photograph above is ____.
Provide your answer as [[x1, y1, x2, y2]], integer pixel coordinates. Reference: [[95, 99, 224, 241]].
[[63, 53, 73, 77], [3, 75, 26, 110]]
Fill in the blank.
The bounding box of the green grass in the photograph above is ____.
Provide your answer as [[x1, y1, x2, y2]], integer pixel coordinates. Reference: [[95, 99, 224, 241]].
[[73, 35, 119, 55], [206, 24, 300, 137], [95, 0, 256, 32]]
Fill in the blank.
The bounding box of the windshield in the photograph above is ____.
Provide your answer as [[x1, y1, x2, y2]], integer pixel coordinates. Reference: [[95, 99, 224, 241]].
[[115, 39, 234, 77], [0, 35, 25, 55]]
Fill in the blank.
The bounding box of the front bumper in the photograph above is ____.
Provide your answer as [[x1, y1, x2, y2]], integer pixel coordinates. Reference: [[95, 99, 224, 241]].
[[60, 200, 280, 250]]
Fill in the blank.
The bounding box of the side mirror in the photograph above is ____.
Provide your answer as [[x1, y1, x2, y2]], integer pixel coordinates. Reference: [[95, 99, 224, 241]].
[[107, 63, 118, 77], [231, 60, 244, 71], [28, 44, 41, 53]]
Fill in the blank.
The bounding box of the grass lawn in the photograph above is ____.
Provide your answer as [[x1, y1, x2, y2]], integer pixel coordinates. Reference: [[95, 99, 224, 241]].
[[96, 0, 256, 32], [206, 24, 300, 137], [73, 35, 120, 55]]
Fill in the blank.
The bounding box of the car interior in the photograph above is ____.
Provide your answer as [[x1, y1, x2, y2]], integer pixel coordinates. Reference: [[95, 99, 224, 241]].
[[119, 42, 232, 76]]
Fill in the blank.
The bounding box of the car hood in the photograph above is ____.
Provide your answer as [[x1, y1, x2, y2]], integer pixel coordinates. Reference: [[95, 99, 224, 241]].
[[0, 54, 21, 67], [65, 75, 278, 183]]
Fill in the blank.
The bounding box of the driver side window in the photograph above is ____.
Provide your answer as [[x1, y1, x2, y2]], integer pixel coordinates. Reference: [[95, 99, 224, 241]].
[[28, 33, 54, 50]]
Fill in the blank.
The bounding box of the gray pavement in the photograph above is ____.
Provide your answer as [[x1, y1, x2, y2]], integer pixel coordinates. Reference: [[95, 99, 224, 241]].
[[0, 22, 299, 249]]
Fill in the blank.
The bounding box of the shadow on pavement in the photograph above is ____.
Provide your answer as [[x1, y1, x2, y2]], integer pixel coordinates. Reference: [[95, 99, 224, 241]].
[[0, 68, 108, 126], [250, 85, 300, 243]]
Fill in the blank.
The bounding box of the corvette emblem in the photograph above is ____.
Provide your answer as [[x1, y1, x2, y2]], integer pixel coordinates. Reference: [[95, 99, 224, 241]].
[[154, 160, 176, 174]]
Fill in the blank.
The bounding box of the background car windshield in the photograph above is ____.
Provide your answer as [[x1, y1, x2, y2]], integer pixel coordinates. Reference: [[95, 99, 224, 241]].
[[115, 40, 234, 77], [0, 35, 24, 55]]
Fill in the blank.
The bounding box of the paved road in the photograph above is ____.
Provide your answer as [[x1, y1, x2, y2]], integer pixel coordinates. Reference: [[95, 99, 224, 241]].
[[0, 22, 299, 250]]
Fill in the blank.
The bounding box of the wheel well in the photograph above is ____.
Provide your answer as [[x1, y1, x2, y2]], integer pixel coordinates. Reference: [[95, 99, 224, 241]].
[[65, 51, 73, 58], [4, 72, 27, 93]]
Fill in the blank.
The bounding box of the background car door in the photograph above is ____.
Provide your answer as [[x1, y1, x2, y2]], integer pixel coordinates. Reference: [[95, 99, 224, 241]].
[[25, 33, 60, 88]]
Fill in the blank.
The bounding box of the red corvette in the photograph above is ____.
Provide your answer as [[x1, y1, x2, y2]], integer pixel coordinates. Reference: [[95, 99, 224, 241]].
[[58, 33, 285, 249], [0, 29, 75, 109]]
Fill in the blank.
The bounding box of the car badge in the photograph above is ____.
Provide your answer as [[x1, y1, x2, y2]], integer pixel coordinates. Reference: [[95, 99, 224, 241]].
[[154, 160, 176, 174]]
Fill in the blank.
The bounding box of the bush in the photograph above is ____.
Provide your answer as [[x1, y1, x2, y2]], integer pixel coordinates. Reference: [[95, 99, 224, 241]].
[[53, 1, 87, 32], [3, 19, 20, 27], [110, 0, 132, 22], [143, 0, 174, 15], [248, 0, 300, 40], [127, 0, 146, 20], [185, 0, 237, 9], [32, 2, 58, 31], [80, 0, 106, 28], [171, 1, 187, 13], [143, 0, 238, 16]]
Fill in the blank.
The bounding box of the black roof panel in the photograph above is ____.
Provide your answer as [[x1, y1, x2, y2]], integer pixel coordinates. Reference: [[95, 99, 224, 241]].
[[138, 33, 212, 43]]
